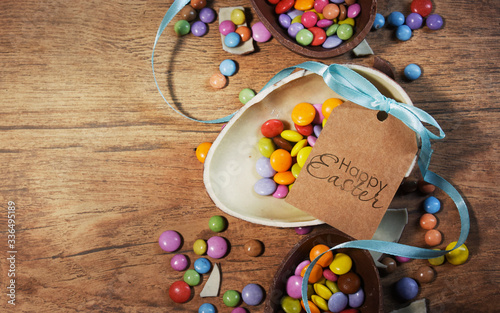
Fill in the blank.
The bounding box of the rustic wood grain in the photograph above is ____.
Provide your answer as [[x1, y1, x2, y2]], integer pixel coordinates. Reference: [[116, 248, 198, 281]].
[[0, 0, 498, 312]]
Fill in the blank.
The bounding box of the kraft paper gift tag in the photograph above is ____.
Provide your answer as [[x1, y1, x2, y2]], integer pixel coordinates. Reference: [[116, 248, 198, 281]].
[[286, 101, 418, 240]]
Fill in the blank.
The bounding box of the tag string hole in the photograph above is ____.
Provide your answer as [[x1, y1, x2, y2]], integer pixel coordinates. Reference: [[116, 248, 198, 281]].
[[377, 111, 388, 122]]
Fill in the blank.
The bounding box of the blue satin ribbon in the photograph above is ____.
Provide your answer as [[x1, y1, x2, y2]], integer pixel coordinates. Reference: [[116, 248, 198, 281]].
[[152, 0, 235, 123]]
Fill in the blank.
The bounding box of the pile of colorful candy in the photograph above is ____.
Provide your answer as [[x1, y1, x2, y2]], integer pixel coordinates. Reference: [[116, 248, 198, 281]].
[[282, 244, 365, 313], [271, 0, 361, 48], [254, 99, 343, 197], [175, 0, 217, 37]]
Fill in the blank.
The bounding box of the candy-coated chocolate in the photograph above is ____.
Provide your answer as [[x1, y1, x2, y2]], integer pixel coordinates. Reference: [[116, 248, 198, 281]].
[[281, 295, 302, 313], [279, 13, 292, 28], [423, 196, 441, 214], [291, 139, 308, 157], [310, 244, 334, 267], [297, 146, 312, 167], [295, 259, 311, 276], [190, 0, 206, 10], [252, 22, 272, 42], [286, 275, 303, 299], [231, 8, 246, 25], [295, 226, 312, 235], [254, 178, 277, 196], [405, 12, 423, 30], [395, 277, 419, 300], [208, 215, 227, 232], [193, 238, 207, 255], [169, 280, 191, 303], [344, 0, 356, 4], [219, 59, 237, 76], [418, 179, 436, 193], [404, 63, 422, 80], [231, 308, 248, 313], [395, 256, 411, 263], [225, 32, 241, 47], [199, 303, 216, 313], [256, 157, 277, 178], [296, 28, 314, 46], [194, 257, 211, 274], [322, 98, 343, 118], [415, 265, 435, 283], [295, 123, 314, 136], [242, 283, 264, 305], [372, 13, 385, 29], [301, 263, 323, 283], [301, 11, 318, 28], [171, 254, 189, 271], [396, 25, 412, 41], [244, 239, 264, 257], [428, 249, 445, 266], [326, 280, 340, 293], [337, 272, 361, 294], [328, 291, 348, 312], [276, 0, 295, 14], [236, 26, 252, 41], [270, 149, 293, 172], [196, 142, 212, 163], [323, 268, 338, 281], [338, 17, 355, 26], [239, 88, 256, 104], [209, 73, 227, 89], [307, 135, 317, 146], [174, 20, 191, 36], [295, 0, 314, 11], [287, 9, 302, 19], [223, 290, 241, 307], [180, 5, 197, 21], [262, 119, 285, 138], [410, 0, 432, 17], [199, 7, 216, 23], [207, 236, 228, 259], [288, 23, 304, 38], [420, 213, 437, 229], [426, 14, 443, 30], [309, 27, 327, 46], [314, 282, 333, 299], [347, 3, 361, 18], [330, 253, 352, 275], [340, 309, 360, 313], [313, 125, 322, 137], [258, 137, 276, 158], [301, 300, 321, 313], [348, 288, 364, 308], [380, 257, 397, 274], [387, 11, 405, 27], [312, 294, 329, 311], [445, 242, 469, 265], [323, 35, 342, 49], [219, 20, 236, 35], [159, 230, 182, 252], [317, 18, 333, 28], [184, 269, 201, 286], [291, 15, 303, 24], [191, 21, 208, 37], [338, 4, 347, 20], [273, 184, 289, 198], [281, 130, 304, 142], [314, 0, 329, 13], [274, 171, 296, 185], [425, 229, 442, 246], [273, 136, 293, 151], [323, 4, 339, 20]]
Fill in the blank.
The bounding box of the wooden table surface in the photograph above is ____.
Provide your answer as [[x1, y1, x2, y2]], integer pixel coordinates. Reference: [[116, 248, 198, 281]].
[[1, 0, 498, 312]]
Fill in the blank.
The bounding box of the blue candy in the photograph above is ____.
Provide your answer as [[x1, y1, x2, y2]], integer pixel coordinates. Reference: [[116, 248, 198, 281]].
[[396, 25, 412, 41], [198, 303, 216, 313], [387, 11, 405, 27], [372, 13, 385, 29], [423, 196, 441, 214], [224, 32, 241, 48], [194, 257, 212, 274], [404, 64, 422, 80], [328, 292, 348, 312], [395, 277, 419, 300], [219, 59, 237, 76]]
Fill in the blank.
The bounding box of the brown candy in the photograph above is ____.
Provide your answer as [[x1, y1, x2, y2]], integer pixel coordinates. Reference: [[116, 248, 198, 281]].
[[415, 265, 435, 283], [418, 179, 436, 194], [339, 4, 347, 21], [380, 257, 397, 275], [337, 272, 361, 294], [179, 5, 197, 22], [272, 137, 293, 151], [344, 0, 356, 4], [399, 179, 418, 193], [190, 0, 206, 10], [244, 239, 264, 257]]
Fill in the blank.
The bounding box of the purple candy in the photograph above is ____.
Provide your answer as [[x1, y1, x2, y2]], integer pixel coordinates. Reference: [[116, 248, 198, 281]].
[[286, 275, 303, 299], [288, 23, 304, 38], [426, 14, 443, 30], [317, 19, 334, 28], [279, 14, 292, 28], [396, 256, 411, 263], [219, 20, 236, 35], [294, 260, 311, 276], [347, 3, 361, 18], [395, 277, 419, 300], [252, 21, 272, 42], [159, 230, 182, 252], [328, 292, 348, 312], [256, 157, 277, 178], [242, 283, 264, 305], [322, 35, 343, 49], [254, 178, 277, 196], [207, 236, 228, 259], [231, 308, 248, 313], [199, 7, 216, 23], [348, 288, 365, 308], [307, 135, 317, 147], [313, 124, 322, 137], [191, 21, 207, 37], [405, 12, 423, 30], [295, 226, 313, 235], [331, 0, 344, 3], [286, 9, 302, 19], [171, 254, 189, 271], [273, 184, 289, 199]]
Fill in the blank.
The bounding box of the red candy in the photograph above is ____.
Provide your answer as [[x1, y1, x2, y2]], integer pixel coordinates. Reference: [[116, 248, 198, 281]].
[[275, 0, 294, 14], [169, 281, 191, 303], [295, 123, 313, 136], [309, 27, 327, 46], [410, 0, 432, 17], [261, 119, 285, 138]]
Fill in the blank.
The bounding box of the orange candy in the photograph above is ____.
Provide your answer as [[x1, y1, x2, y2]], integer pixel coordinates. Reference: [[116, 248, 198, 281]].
[[301, 300, 321, 313], [235, 26, 252, 41], [420, 213, 437, 230], [292, 102, 316, 126], [209, 73, 227, 89], [274, 171, 296, 185], [270, 149, 293, 172], [301, 263, 323, 283], [196, 142, 212, 163], [295, 0, 314, 11], [425, 229, 442, 246], [309, 244, 334, 268], [322, 98, 343, 119]]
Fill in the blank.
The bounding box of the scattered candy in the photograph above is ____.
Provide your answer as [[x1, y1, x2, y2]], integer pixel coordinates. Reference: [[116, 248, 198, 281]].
[[231, 308, 248, 313], [405, 12, 423, 30], [224, 31, 241, 47], [190, 0, 206, 10], [426, 14, 443, 30], [174, 20, 191, 36], [207, 236, 228, 259], [410, 0, 432, 17], [372, 13, 385, 29], [171, 254, 189, 271], [159, 230, 182, 252], [252, 21, 272, 42], [423, 196, 441, 214], [395, 256, 411, 263], [242, 283, 264, 305], [395, 277, 419, 300], [196, 142, 212, 163], [380, 257, 397, 274], [179, 5, 197, 21], [231, 8, 246, 25], [219, 59, 237, 76], [223, 289, 241, 307], [209, 73, 227, 89], [424, 229, 442, 246], [169, 280, 191, 303], [239, 88, 256, 104], [208, 215, 227, 232], [184, 269, 201, 286], [387, 11, 405, 27], [445, 242, 469, 265], [428, 249, 445, 266], [199, 303, 216, 313], [244, 239, 264, 257], [415, 265, 435, 283], [193, 238, 208, 255], [404, 63, 422, 81], [419, 213, 437, 229], [194, 257, 212, 274], [418, 179, 435, 193], [295, 226, 313, 235], [199, 7, 216, 23], [191, 21, 208, 37], [396, 25, 412, 41]]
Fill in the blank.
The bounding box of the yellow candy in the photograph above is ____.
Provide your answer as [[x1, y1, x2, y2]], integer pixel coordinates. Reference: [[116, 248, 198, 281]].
[[325, 280, 340, 293], [281, 296, 302, 313], [292, 15, 303, 24], [230, 8, 246, 25], [291, 163, 302, 178], [288, 183, 294, 190], [281, 130, 304, 142], [193, 239, 207, 255], [295, 0, 314, 11], [314, 283, 333, 300], [329, 252, 352, 275], [338, 17, 355, 26], [311, 295, 329, 311], [428, 248, 445, 266], [445, 242, 469, 265], [291, 139, 308, 157], [258, 137, 275, 158], [322, 118, 328, 128], [297, 146, 313, 168], [292, 102, 316, 126]]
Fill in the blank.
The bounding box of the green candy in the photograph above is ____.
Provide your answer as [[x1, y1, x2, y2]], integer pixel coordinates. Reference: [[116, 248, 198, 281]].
[[239, 88, 256, 104], [223, 290, 241, 307], [281, 296, 302, 313], [208, 215, 227, 232], [326, 24, 340, 36], [296, 29, 313, 46], [258, 137, 275, 158], [337, 24, 353, 40], [183, 269, 201, 286], [174, 20, 190, 36]]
